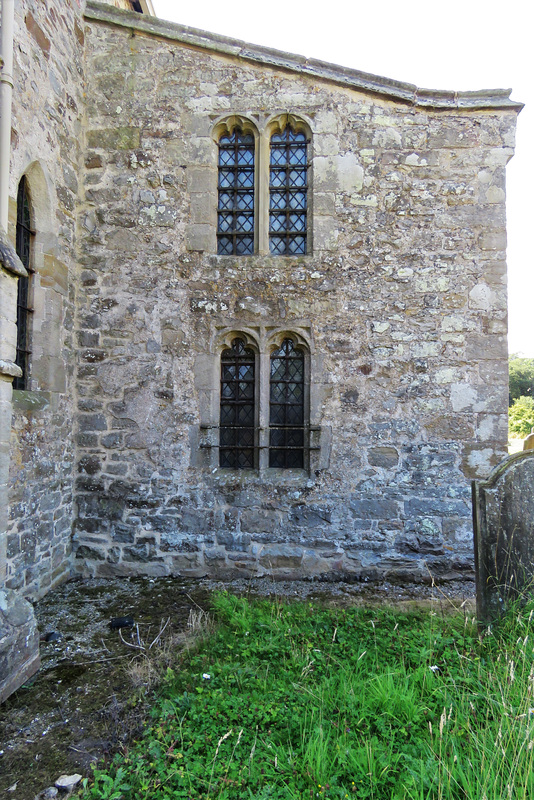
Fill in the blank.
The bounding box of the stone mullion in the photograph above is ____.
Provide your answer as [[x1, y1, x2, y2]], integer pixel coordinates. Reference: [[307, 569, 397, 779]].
[[258, 348, 269, 472], [258, 132, 269, 255]]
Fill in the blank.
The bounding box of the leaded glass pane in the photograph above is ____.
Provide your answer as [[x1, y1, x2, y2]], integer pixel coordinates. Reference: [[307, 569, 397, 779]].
[[14, 177, 32, 391], [217, 130, 255, 255], [269, 338, 305, 468], [269, 129, 308, 256], [220, 338, 256, 469]]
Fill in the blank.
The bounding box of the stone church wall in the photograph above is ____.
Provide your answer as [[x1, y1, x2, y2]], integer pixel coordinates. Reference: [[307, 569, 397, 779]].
[[5, 0, 85, 598], [72, 8, 517, 583]]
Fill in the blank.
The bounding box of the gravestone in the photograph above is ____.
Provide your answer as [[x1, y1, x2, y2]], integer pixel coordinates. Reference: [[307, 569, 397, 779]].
[[473, 451, 534, 621], [523, 428, 534, 451]]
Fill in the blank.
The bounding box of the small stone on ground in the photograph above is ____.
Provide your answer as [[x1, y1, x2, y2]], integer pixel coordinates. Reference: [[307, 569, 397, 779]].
[[54, 774, 82, 791]]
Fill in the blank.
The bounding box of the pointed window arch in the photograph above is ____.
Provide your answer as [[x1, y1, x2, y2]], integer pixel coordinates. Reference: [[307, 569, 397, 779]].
[[14, 176, 33, 390]]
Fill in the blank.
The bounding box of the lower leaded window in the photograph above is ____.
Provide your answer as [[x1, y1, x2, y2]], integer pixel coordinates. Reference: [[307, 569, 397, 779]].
[[218, 335, 308, 471], [219, 338, 256, 468], [269, 338, 305, 468]]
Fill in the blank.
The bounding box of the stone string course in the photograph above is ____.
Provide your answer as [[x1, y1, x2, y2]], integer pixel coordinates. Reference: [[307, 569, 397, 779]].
[[68, 7, 518, 584]]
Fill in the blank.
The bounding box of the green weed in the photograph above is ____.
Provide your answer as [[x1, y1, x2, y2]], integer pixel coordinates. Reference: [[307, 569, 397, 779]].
[[81, 593, 534, 799]]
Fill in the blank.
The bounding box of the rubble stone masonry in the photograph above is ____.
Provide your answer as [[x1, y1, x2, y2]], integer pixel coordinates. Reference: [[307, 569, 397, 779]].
[[4, 0, 84, 598], [1, 0, 522, 605], [69, 4, 520, 584]]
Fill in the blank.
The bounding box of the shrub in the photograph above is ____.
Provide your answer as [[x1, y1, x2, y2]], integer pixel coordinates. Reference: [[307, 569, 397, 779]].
[[509, 395, 534, 438], [509, 355, 534, 404]]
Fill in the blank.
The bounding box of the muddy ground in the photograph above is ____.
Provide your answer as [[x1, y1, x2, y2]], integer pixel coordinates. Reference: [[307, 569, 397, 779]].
[[0, 576, 475, 800]]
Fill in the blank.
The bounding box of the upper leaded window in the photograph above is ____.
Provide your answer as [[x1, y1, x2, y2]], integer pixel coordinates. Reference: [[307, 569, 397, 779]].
[[269, 128, 307, 256], [14, 176, 32, 391], [217, 130, 255, 255], [269, 338, 305, 468], [220, 338, 256, 469]]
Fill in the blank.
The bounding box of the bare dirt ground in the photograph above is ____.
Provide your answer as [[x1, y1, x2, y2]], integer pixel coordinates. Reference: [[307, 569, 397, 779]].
[[0, 575, 475, 800]]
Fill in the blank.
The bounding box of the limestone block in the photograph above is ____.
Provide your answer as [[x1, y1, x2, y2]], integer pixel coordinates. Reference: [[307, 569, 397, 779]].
[[313, 216, 338, 251], [478, 231, 507, 251], [259, 544, 303, 569], [314, 135, 339, 157], [465, 334, 507, 361], [186, 166, 214, 194], [336, 153, 363, 193], [86, 127, 141, 150], [368, 446, 399, 468], [190, 191, 216, 225], [313, 156, 337, 191], [186, 224, 214, 252]]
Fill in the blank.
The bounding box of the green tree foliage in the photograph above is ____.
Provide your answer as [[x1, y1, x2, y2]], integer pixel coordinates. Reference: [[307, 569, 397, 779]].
[[509, 355, 534, 405], [509, 395, 534, 438]]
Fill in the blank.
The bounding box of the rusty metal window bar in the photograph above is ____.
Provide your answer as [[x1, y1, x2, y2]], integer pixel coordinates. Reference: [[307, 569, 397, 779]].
[[219, 338, 256, 468], [269, 128, 307, 256], [217, 130, 255, 255], [14, 176, 33, 391], [269, 338, 305, 468]]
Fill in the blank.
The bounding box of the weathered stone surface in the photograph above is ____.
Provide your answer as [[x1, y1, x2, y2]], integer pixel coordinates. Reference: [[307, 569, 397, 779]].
[[1, 0, 519, 678], [259, 545, 304, 570], [0, 589, 40, 704], [368, 447, 399, 468], [54, 774, 82, 791], [71, 1, 514, 579], [473, 452, 534, 620]]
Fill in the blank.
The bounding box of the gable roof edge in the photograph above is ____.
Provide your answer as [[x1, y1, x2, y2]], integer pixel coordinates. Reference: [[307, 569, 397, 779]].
[[84, 1, 523, 112]]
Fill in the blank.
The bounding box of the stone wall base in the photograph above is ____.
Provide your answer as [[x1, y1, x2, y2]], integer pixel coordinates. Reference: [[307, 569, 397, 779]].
[[0, 589, 40, 704], [74, 553, 475, 586]]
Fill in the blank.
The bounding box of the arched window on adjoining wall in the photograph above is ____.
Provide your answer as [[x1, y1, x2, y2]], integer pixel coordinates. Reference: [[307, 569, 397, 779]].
[[269, 338, 305, 468], [217, 129, 255, 255], [14, 176, 33, 390], [219, 337, 257, 468], [269, 127, 308, 255]]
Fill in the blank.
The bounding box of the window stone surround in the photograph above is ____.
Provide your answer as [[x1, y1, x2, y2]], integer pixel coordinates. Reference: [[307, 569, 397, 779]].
[[194, 321, 331, 476]]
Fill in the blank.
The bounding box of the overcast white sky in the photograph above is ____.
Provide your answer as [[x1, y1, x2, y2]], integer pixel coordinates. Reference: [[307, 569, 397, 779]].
[[153, 0, 532, 357]]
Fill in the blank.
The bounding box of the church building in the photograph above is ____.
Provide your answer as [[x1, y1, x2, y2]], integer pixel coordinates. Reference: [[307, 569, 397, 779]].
[[0, 0, 522, 700]]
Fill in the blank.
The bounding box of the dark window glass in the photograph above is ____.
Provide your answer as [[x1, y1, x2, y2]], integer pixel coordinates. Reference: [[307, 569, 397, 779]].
[[269, 338, 305, 468], [220, 338, 256, 468], [217, 130, 255, 255], [269, 128, 307, 256], [14, 177, 33, 390]]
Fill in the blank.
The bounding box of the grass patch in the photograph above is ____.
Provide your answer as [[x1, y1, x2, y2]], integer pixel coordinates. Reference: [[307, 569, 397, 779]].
[[82, 594, 534, 799]]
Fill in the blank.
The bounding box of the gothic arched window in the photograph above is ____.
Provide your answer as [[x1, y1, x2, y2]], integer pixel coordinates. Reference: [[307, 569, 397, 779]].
[[269, 338, 305, 468], [269, 128, 308, 255], [14, 176, 33, 390], [219, 338, 256, 468], [217, 130, 255, 255]]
